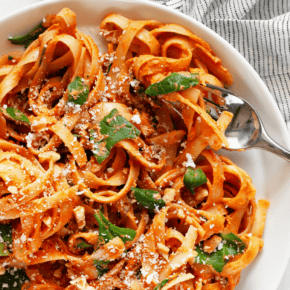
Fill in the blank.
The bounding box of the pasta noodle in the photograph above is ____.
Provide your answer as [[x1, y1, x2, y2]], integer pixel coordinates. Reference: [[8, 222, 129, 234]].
[[0, 8, 270, 290]]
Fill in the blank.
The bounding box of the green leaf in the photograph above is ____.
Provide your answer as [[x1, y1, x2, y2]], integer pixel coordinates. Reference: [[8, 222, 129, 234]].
[[183, 167, 207, 195], [8, 22, 47, 48], [145, 73, 199, 97], [93, 260, 110, 277], [131, 187, 166, 212], [90, 108, 140, 163], [154, 278, 169, 290], [0, 224, 12, 256], [195, 233, 246, 273], [4, 107, 30, 123], [8, 55, 13, 61], [94, 210, 136, 246], [0, 268, 29, 290], [67, 76, 89, 106], [77, 241, 93, 249]]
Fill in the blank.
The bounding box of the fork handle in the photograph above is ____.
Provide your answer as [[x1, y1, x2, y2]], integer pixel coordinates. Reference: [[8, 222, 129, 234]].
[[253, 129, 290, 161]]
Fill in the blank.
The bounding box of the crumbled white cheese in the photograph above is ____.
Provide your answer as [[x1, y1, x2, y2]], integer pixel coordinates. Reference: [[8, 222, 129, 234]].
[[185, 153, 196, 168], [131, 114, 141, 124], [8, 186, 18, 194]]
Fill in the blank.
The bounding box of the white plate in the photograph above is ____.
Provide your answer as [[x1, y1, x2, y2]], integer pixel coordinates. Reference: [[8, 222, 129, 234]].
[[1, 0, 290, 289]]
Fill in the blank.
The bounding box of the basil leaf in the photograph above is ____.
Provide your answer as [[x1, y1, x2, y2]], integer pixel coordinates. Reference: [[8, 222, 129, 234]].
[[8, 22, 46, 48], [77, 241, 93, 249], [94, 210, 136, 246], [154, 278, 169, 290], [67, 76, 89, 106], [220, 233, 246, 255], [145, 73, 199, 97], [0, 268, 29, 290], [131, 187, 166, 212], [195, 233, 246, 273], [183, 167, 207, 195], [94, 260, 110, 277], [0, 224, 12, 256], [8, 55, 13, 61], [137, 85, 162, 107], [90, 108, 140, 163], [4, 107, 30, 124]]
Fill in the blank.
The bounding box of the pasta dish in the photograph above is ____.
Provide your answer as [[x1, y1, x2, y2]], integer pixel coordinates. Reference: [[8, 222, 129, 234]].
[[0, 8, 270, 290]]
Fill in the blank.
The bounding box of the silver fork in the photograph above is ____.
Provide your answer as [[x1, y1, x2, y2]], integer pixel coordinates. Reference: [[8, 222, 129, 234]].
[[202, 84, 290, 161], [162, 84, 290, 161]]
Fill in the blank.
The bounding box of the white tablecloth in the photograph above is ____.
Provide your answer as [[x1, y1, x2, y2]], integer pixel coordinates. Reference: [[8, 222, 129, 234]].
[[0, 0, 289, 289]]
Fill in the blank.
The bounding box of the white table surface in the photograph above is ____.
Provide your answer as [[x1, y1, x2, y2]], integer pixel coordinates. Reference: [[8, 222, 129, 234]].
[[1, 0, 289, 288]]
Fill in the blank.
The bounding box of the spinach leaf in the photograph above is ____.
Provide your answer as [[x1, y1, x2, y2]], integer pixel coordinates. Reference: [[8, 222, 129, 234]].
[[195, 233, 246, 273], [8, 22, 47, 48], [0, 224, 12, 256], [3, 107, 30, 124], [183, 167, 207, 195], [90, 108, 140, 163], [94, 210, 136, 246], [93, 260, 110, 277], [77, 241, 93, 249], [131, 187, 166, 212], [0, 268, 29, 290], [67, 76, 89, 106], [154, 278, 169, 290], [145, 73, 199, 97]]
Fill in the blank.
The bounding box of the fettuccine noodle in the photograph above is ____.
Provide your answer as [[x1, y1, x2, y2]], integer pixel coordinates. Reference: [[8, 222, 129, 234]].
[[0, 8, 269, 290]]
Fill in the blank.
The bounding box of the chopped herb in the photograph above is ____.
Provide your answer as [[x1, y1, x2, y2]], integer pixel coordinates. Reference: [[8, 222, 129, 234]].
[[67, 76, 89, 106], [0, 268, 29, 289], [154, 278, 169, 290], [90, 108, 140, 163], [136, 268, 142, 279], [145, 73, 199, 97], [8, 55, 13, 61], [0, 224, 12, 256], [77, 241, 93, 249], [136, 86, 145, 97], [3, 107, 30, 124], [131, 187, 166, 212], [106, 63, 112, 74], [206, 106, 211, 114], [73, 134, 82, 138], [183, 167, 207, 195], [8, 22, 47, 48], [195, 232, 246, 273], [93, 260, 110, 277], [94, 210, 136, 246]]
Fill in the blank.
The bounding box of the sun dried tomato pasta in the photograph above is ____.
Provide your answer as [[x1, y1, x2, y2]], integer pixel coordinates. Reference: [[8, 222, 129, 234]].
[[0, 8, 269, 290]]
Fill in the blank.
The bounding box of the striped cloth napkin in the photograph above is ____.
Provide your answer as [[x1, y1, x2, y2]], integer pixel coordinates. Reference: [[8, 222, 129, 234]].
[[150, 0, 290, 134]]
